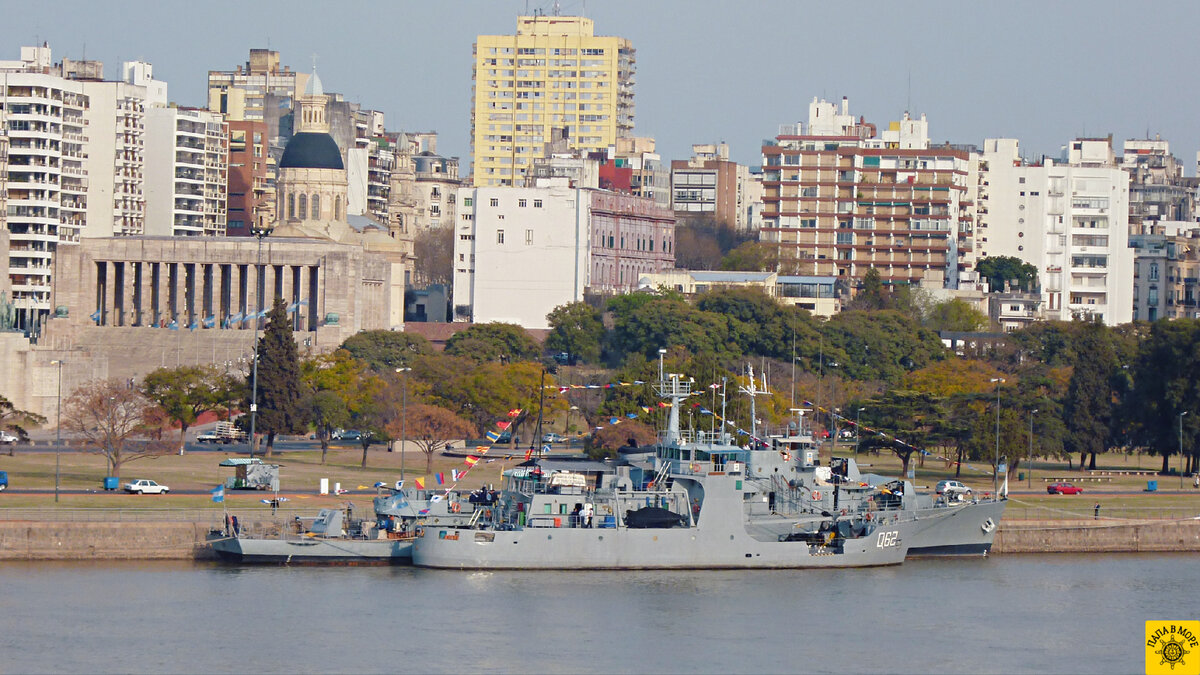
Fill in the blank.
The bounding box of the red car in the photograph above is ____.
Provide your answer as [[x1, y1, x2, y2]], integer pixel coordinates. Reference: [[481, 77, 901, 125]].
[[1047, 482, 1083, 495]]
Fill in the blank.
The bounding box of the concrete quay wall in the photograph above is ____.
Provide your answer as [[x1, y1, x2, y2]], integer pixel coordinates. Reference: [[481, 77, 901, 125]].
[[992, 519, 1200, 554], [1, 518, 1199, 560], [0, 521, 218, 561]]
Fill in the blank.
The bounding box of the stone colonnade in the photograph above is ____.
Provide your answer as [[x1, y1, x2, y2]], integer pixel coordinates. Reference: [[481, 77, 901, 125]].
[[91, 259, 321, 333]]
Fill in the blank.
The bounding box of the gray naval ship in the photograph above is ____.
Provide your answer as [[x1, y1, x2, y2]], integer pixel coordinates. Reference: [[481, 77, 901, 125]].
[[411, 373, 1006, 570], [208, 487, 488, 564]]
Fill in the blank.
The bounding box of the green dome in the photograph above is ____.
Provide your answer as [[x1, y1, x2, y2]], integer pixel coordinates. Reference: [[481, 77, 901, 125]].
[[279, 132, 343, 170]]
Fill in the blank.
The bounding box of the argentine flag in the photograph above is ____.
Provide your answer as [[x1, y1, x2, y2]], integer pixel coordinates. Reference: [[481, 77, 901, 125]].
[[211, 485, 225, 503]]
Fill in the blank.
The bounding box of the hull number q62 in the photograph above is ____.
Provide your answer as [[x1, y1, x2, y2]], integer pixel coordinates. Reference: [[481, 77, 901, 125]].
[[876, 530, 900, 548]]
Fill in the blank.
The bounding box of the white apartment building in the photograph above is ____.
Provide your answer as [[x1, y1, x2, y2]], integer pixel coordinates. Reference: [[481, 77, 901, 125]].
[[79, 77, 148, 237], [144, 107, 228, 237], [453, 181, 590, 327], [0, 45, 89, 331], [453, 179, 673, 328], [977, 138, 1133, 325]]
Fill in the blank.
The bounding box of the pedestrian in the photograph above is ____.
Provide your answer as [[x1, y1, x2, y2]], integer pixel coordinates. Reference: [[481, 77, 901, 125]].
[[1093, 503, 1100, 520], [582, 502, 594, 528]]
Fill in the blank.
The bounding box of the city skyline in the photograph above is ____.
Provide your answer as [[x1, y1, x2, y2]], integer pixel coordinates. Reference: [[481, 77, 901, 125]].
[[4, 0, 1200, 170]]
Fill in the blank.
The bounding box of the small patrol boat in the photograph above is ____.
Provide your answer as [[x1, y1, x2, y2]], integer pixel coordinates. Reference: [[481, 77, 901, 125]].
[[208, 487, 490, 564]]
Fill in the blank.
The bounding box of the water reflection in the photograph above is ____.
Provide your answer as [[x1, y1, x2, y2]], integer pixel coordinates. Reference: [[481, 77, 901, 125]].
[[0, 554, 1195, 674]]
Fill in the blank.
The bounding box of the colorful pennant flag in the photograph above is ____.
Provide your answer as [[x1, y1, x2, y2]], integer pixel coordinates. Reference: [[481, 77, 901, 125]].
[[486, 430, 501, 442], [465, 456, 480, 466], [507, 408, 523, 417], [435, 472, 445, 485], [414, 477, 425, 490]]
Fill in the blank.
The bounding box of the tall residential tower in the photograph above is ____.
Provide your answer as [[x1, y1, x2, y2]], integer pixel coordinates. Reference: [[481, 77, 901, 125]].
[[471, 14, 635, 187]]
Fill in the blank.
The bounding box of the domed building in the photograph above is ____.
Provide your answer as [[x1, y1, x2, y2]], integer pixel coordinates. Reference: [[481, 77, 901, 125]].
[[272, 70, 355, 240]]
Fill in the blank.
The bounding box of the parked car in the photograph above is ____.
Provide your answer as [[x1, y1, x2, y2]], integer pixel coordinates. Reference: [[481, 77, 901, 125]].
[[338, 430, 363, 442], [124, 479, 169, 495], [542, 433, 567, 444], [496, 431, 520, 444], [196, 432, 221, 443], [0, 470, 8, 491], [0, 430, 18, 445], [1047, 482, 1083, 495], [936, 480, 973, 497]]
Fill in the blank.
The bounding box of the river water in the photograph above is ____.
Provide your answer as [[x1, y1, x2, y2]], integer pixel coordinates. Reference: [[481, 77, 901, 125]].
[[1, 554, 1195, 674]]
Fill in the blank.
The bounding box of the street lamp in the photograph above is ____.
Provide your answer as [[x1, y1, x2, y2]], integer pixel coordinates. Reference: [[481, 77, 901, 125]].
[[396, 367, 411, 481], [657, 348, 667, 382], [855, 407, 865, 457], [1180, 411, 1188, 489], [50, 359, 64, 503], [1028, 409, 1038, 489], [990, 377, 1005, 494], [248, 227, 268, 459]]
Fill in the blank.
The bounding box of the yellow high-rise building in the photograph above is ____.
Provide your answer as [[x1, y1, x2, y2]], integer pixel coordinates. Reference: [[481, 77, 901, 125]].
[[471, 15, 635, 187]]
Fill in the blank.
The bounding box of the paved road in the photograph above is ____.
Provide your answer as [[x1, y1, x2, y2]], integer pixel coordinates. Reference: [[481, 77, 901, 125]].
[[2, 438, 362, 454]]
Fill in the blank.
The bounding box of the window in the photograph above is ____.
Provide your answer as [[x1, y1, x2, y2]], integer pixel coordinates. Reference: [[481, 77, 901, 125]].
[[1150, 263, 1159, 281], [311, 194, 320, 218], [525, 229, 533, 245], [334, 200, 341, 220], [298, 194, 307, 220], [534, 199, 542, 208], [464, 197, 473, 207], [287, 194, 295, 219], [497, 230, 505, 244], [518, 198, 527, 208], [490, 198, 499, 207]]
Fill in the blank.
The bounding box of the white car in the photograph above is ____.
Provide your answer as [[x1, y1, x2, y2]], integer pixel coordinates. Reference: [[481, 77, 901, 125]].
[[124, 479, 170, 495], [935, 480, 972, 497], [196, 432, 221, 443], [0, 430, 18, 444]]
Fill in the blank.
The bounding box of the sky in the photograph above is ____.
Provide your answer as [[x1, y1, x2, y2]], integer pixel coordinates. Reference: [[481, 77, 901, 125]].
[[5, 0, 1200, 172]]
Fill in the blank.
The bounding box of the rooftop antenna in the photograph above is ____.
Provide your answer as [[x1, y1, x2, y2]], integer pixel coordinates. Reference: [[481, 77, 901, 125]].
[[906, 69, 911, 114]]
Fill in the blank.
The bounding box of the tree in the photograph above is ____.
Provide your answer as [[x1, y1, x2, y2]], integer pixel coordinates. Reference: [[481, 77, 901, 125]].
[[412, 224, 454, 286], [0, 395, 46, 456], [300, 350, 376, 463], [396, 403, 477, 473], [719, 241, 774, 272], [444, 323, 542, 363], [142, 365, 231, 454], [977, 255, 1039, 293], [438, 361, 566, 450], [250, 298, 307, 456], [673, 217, 753, 270], [1063, 322, 1116, 470], [851, 268, 888, 311], [903, 359, 1003, 397], [587, 420, 658, 459], [61, 379, 169, 479], [545, 302, 604, 364], [926, 299, 990, 333], [1126, 319, 1200, 473], [345, 371, 389, 468], [340, 330, 433, 373]]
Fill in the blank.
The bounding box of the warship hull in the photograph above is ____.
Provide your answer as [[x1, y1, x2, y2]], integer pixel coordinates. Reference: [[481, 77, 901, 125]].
[[904, 499, 1007, 557], [209, 534, 413, 565], [412, 518, 916, 570]]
